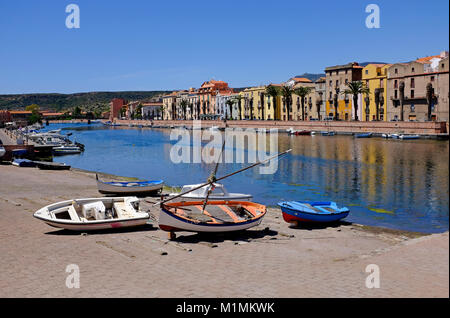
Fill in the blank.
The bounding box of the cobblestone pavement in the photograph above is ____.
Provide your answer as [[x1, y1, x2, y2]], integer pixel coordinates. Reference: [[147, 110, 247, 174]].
[[0, 165, 448, 298]]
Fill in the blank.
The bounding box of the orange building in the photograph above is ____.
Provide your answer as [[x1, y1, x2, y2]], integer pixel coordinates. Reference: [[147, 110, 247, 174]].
[[197, 80, 233, 118]]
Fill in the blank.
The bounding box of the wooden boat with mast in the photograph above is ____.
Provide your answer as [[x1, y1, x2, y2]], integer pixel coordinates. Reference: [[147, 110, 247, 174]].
[[159, 200, 266, 233], [157, 149, 291, 236]]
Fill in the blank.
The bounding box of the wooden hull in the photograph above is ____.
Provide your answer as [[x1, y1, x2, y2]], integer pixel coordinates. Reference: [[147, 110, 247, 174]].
[[159, 201, 266, 233]]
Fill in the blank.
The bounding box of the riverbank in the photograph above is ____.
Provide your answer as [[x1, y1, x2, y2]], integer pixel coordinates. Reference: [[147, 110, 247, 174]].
[[106, 119, 449, 138], [0, 164, 448, 297]]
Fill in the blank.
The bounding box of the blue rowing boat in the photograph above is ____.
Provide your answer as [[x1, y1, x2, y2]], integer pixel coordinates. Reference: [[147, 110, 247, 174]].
[[277, 201, 350, 224], [96, 174, 164, 195]]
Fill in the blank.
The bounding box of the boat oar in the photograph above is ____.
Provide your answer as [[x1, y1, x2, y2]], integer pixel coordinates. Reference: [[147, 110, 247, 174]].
[[155, 148, 292, 207]]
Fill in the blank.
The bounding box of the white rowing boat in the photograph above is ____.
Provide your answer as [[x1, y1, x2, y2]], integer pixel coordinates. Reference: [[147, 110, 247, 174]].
[[33, 197, 149, 231], [168, 183, 252, 202]]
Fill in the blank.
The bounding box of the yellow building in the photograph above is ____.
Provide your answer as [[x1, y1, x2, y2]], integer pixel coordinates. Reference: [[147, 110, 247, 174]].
[[361, 64, 391, 121], [239, 85, 283, 120]]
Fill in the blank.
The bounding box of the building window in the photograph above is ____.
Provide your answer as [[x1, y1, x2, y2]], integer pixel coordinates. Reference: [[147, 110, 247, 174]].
[[336, 80, 339, 86], [411, 78, 415, 88], [431, 76, 435, 82], [395, 68, 398, 74], [411, 67, 415, 73], [329, 80, 332, 87], [394, 80, 398, 88], [345, 79, 348, 84], [410, 104, 415, 112], [365, 70, 369, 75], [394, 90, 398, 99], [411, 90, 414, 98]]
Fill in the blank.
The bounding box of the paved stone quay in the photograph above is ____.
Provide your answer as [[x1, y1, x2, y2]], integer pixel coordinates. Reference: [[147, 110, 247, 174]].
[[0, 165, 448, 298]]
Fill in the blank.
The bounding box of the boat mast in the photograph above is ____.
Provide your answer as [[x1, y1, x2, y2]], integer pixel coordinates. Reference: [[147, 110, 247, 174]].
[[158, 148, 292, 206], [202, 138, 226, 212]]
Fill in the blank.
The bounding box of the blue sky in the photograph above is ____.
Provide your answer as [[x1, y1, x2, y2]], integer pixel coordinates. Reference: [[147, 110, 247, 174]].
[[0, 0, 448, 94]]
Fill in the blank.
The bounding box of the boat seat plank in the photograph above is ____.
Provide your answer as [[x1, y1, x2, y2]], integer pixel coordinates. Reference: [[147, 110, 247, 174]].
[[113, 202, 133, 219]]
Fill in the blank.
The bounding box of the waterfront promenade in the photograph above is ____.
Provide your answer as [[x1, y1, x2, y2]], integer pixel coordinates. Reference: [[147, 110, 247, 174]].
[[0, 165, 448, 298], [111, 119, 448, 137]]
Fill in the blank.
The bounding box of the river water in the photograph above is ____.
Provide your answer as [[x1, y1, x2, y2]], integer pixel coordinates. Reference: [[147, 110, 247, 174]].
[[44, 123, 449, 233]]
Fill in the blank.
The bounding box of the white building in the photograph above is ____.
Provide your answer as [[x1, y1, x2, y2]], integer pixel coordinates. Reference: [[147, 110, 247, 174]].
[[216, 92, 239, 120]]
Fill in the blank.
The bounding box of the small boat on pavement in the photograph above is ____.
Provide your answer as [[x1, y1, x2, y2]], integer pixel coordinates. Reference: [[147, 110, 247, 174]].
[[34, 161, 71, 170], [52, 145, 82, 155], [356, 132, 372, 138], [321, 131, 335, 136], [399, 134, 420, 140], [159, 200, 266, 233], [168, 183, 252, 202], [278, 201, 349, 224], [96, 174, 164, 195], [33, 197, 149, 231], [12, 159, 36, 167], [0, 146, 5, 159]]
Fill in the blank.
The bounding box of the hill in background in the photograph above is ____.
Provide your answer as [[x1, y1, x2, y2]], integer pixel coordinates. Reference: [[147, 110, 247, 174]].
[[293, 73, 326, 82], [0, 91, 171, 113]]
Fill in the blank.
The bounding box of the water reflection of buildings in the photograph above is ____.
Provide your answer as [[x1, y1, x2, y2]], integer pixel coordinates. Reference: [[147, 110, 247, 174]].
[[278, 135, 448, 217]]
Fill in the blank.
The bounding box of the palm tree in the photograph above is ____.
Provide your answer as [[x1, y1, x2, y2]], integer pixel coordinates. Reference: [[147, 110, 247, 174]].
[[342, 81, 369, 121], [280, 85, 294, 121], [225, 98, 235, 120], [180, 99, 189, 120], [293, 86, 313, 121], [231, 95, 243, 120], [265, 85, 280, 120]]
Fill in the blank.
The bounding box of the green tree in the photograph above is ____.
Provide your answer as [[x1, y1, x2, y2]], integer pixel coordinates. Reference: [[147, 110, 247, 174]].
[[265, 85, 280, 120], [25, 104, 42, 124], [134, 104, 143, 119], [341, 81, 370, 121], [293, 86, 313, 121], [280, 85, 294, 121], [73, 106, 82, 118], [179, 99, 189, 120]]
